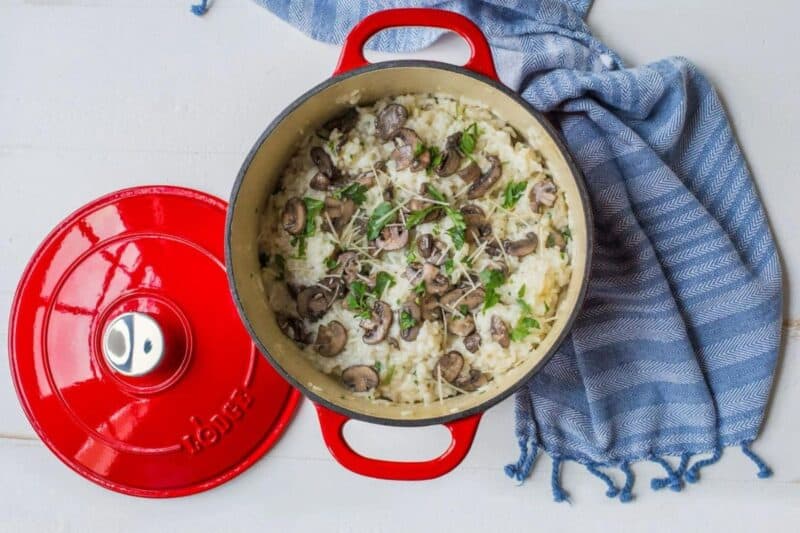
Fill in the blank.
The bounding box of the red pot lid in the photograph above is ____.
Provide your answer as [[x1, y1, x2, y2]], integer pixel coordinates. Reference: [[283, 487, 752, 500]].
[[8, 186, 301, 498]]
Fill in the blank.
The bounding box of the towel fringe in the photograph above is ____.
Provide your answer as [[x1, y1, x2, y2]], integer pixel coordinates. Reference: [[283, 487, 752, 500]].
[[618, 460, 635, 502], [586, 462, 619, 498], [649, 455, 682, 492], [684, 447, 722, 483], [191, 0, 210, 16], [550, 457, 569, 503], [741, 441, 772, 479], [504, 436, 539, 482]]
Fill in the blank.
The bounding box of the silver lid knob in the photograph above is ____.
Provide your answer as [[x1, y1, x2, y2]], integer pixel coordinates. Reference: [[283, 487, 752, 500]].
[[102, 312, 165, 377]]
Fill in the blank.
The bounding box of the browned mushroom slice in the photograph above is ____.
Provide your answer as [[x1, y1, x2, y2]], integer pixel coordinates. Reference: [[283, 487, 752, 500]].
[[417, 233, 434, 259], [314, 321, 347, 357], [420, 294, 441, 321], [404, 262, 424, 285], [484, 241, 502, 257], [491, 315, 510, 348], [434, 351, 464, 383], [310, 172, 332, 191], [460, 204, 492, 245], [458, 161, 481, 183], [448, 314, 476, 337], [399, 301, 422, 342], [395, 127, 420, 148], [360, 300, 393, 344], [467, 156, 502, 199], [461, 287, 486, 310], [548, 230, 567, 250], [297, 286, 331, 321], [333, 251, 361, 284], [375, 225, 409, 251], [319, 107, 358, 139], [353, 170, 376, 188], [383, 183, 394, 202], [439, 288, 464, 309], [464, 333, 481, 353], [323, 196, 356, 233], [422, 263, 450, 295], [342, 365, 380, 392], [427, 240, 448, 266], [435, 148, 462, 177], [282, 197, 306, 236], [277, 313, 308, 344], [390, 143, 415, 171], [410, 148, 431, 172], [310, 146, 336, 177], [376, 103, 408, 140], [454, 369, 488, 392], [504, 232, 538, 257], [529, 178, 558, 212]]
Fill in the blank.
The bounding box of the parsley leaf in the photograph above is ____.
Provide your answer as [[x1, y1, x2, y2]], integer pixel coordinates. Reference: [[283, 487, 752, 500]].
[[458, 304, 469, 317], [302, 197, 325, 237], [374, 271, 395, 298], [414, 142, 426, 157], [424, 183, 447, 203], [479, 269, 506, 311], [405, 206, 438, 229], [510, 317, 540, 342], [447, 226, 466, 250], [561, 227, 572, 242], [399, 310, 418, 330], [459, 123, 480, 155], [413, 281, 426, 295], [333, 183, 368, 205], [406, 248, 417, 264], [518, 284, 526, 298], [502, 181, 528, 209], [345, 281, 370, 315], [367, 202, 396, 240], [427, 146, 442, 174], [443, 257, 454, 275], [324, 257, 338, 270]]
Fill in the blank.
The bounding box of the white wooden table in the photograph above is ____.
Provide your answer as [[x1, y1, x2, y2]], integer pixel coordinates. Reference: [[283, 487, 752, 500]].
[[1, 1, 798, 531]]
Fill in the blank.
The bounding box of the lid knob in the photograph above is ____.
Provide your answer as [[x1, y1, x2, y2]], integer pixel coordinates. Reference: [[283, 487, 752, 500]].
[[102, 312, 165, 377]]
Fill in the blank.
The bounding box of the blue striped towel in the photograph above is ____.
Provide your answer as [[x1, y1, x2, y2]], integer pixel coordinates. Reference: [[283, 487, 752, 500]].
[[194, 0, 783, 501]]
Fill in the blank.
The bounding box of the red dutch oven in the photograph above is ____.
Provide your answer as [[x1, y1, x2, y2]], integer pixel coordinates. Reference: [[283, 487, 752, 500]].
[[226, 9, 591, 481], [8, 8, 590, 495]]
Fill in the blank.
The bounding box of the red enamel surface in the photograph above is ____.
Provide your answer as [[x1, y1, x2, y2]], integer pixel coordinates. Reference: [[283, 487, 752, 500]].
[[315, 405, 481, 480], [8, 186, 300, 497], [334, 8, 499, 80]]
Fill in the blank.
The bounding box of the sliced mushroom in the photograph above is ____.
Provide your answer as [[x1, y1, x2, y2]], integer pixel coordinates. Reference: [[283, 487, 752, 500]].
[[491, 315, 510, 348], [334, 251, 361, 284], [428, 240, 448, 266], [548, 231, 567, 250], [422, 263, 450, 295], [383, 183, 394, 202], [309, 172, 332, 191], [376, 103, 408, 140], [314, 321, 347, 357], [464, 333, 481, 353], [399, 301, 422, 342], [435, 149, 461, 177], [484, 241, 502, 257], [390, 143, 415, 171], [529, 178, 558, 212], [375, 225, 409, 251], [354, 170, 376, 188], [461, 204, 492, 245], [418, 233, 434, 258], [467, 156, 502, 199], [404, 262, 424, 285], [458, 161, 481, 183], [448, 314, 476, 337], [454, 369, 488, 392], [439, 288, 464, 309], [361, 300, 393, 344], [319, 107, 358, 139], [387, 337, 400, 349], [297, 286, 331, 321], [277, 314, 309, 344], [434, 351, 464, 383], [282, 197, 306, 236], [310, 146, 336, 177], [410, 149, 431, 172], [504, 232, 538, 257], [342, 365, 379, 393], [420, 294, 441, 321], [461, 288, 486, 310], [323, 196, 356, 233]]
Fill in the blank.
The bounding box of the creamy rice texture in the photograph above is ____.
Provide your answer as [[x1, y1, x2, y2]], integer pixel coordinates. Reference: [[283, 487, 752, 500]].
[[259, 93, 572, 404]]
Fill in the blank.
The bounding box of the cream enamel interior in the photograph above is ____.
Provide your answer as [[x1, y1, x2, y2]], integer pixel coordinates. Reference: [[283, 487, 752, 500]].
[[228, 65, 589, 424]]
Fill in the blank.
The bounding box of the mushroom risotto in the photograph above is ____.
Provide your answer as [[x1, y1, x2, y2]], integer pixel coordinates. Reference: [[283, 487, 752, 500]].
[[258, 94, 573, 404]]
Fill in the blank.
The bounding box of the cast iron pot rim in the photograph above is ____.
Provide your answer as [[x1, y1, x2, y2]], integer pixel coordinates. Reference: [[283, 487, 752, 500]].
[[226, 59, 593, 427]]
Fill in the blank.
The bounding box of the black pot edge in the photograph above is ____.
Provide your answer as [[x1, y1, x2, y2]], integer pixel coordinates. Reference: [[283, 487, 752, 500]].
[[225, 59, 593, 428]]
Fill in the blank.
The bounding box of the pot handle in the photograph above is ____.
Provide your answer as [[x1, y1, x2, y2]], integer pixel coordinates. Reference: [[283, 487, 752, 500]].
[[314, 403, 482, 480], [334, 8, 498, 81]]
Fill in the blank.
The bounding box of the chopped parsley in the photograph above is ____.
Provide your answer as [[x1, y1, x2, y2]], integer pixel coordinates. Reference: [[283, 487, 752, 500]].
[[443, 257, 455, 276], [413, 281, 426, 295], [479, 268, 506, 311], [324, 256, 338, 270], [459, 123, 480, 155], [458, 304, 469, 317], [414, 141, 426, 157], [561, 227, 572, 242], [373, 271, 395, 298], [405, 206, 438, 229], [544, 302, 550, 313], [546, 234, 555, 248], [427, 146, 442, 174], [374, 361, 382, 373], [516, 284, 533, 314], [510, 317, 540, 342], [502, 181, 528, 209], [367, 201, 396, 240], [406, 248, 417, 264], [399, 310, 418, 330], [345, 281, 371, 318], [333, 183, 368, 205]]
